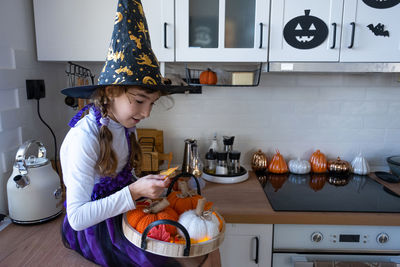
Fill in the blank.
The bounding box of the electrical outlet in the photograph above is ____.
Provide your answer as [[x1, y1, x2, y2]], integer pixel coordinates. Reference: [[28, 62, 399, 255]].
[[26, 80, 45, 99]]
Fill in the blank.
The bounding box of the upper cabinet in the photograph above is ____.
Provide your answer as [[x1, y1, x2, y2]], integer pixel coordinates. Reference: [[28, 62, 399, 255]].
[[269, 0, 400, 62], [33, 0, 115, 61], [33, 0, 173, 62], [175, 0, 270, 62], [142, 0, 175, 62]]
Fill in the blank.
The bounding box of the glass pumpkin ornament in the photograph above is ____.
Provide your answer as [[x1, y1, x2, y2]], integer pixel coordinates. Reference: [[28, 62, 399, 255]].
[[328, 157, 351, 174], [251, 149, 268, 172], [310, 149, 328, 173], [351, 153, 370, 175], [288, 158, 311, 174], [268, 150, 288, 174]]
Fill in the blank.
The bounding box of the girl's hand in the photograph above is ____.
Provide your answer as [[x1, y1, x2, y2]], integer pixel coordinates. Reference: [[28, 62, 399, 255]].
[[128, 174, 171, 200]]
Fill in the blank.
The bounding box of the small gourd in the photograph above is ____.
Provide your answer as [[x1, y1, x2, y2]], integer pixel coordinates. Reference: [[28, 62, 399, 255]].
[[178, 198, 221, 243], [351, 153, 370, 175], [328, 157, 351, 174], [310, 150, 328, 173], [288, 158, 311, 174], [268, 150, 288, 174], [126, 198, 178, 235], [251, 149, 268, 172], [199, 69, 217, 85], [167, 180, 212, 215]]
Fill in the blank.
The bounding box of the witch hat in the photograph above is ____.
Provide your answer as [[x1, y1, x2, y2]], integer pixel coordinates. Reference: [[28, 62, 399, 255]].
[[62, 0, 171, 99]]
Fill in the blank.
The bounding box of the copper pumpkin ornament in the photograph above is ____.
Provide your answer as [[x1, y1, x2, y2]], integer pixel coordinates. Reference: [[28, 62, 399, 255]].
[[251, 150, 268, 172], [328, 157, 351, 174]]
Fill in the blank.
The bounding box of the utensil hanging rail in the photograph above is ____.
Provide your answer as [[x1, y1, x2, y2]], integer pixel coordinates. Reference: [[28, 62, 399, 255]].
[[65, 61, 95, 85]]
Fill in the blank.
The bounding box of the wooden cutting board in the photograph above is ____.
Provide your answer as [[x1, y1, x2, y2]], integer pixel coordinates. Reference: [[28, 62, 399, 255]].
[[369, 172, 400, 196]]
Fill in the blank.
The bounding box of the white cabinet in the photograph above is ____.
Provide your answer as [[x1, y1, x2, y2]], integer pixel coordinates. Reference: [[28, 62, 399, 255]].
[[340, 0, 400, 62], [33, 0, 173, 62], [175, 0, 270, 62], [269, 0, 400, 62], [220, 223, 273, 267]]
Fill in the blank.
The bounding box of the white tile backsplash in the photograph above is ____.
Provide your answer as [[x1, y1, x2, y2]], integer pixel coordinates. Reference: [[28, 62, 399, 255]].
[[140, 72, 400, 173]]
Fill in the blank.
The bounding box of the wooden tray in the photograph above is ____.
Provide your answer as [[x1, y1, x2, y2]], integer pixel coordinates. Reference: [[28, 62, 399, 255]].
[[122, 212, 225, 258]]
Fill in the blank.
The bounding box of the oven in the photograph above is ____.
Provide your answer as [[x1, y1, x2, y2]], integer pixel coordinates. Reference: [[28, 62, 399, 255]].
[[273, 224, 400, 267]]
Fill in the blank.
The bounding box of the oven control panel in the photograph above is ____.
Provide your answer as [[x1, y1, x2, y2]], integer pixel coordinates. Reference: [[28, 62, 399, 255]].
[[274, 224, 400, 252]]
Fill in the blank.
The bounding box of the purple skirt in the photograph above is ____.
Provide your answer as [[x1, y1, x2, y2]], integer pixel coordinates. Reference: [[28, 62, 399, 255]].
[[61, 214, 180, 267]]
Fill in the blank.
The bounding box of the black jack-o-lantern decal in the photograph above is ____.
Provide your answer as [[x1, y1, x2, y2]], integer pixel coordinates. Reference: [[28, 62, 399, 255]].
[[283, 10, 328, 50], [362, 0, 399, 9]]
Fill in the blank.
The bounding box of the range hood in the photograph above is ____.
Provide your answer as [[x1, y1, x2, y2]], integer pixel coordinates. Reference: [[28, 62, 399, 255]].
[[266, 62, 400, 73]]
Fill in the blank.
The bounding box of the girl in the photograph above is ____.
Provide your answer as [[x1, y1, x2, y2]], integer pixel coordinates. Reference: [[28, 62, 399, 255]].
[[60, 85, 178, 267]]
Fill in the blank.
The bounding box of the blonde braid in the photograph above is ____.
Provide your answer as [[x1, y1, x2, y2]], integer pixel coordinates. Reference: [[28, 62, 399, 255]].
[[129, 130, 142, 176], [93, 89, 118, 176]]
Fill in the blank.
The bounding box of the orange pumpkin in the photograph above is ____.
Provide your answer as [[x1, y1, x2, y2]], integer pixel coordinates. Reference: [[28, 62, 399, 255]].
[[310, 149, 328, 173], [167, 180, 212, 215], [309, 173, 327, 192], [199, 69, 217, 85], [126, 198, 178, 235], [268, 150, 288, 174]]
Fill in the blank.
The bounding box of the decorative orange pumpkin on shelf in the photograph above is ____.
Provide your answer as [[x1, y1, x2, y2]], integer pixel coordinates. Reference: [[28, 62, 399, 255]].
[[251, 149, 268, 172], [268, 150, 288, 174], [309, 149, 328, 173], [126, 198, 178, 235], [309, 173, 327, 192], [268, 173, 289, 192], [199, 69, 217, 85], [167, 180, 212, 215]]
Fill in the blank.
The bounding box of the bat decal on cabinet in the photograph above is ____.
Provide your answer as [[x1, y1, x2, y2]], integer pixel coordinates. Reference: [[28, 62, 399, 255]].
[[367, 23, 390, 37]]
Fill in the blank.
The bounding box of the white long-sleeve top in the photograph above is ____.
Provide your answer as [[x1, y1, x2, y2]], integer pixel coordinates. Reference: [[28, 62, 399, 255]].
[[60, 109, 136, 231]]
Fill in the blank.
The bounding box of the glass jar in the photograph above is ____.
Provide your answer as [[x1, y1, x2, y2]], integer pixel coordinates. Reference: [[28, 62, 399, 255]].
[[215, 151, 228, 175], [204, 149, 217, 174], [229, 150, 241, 175]]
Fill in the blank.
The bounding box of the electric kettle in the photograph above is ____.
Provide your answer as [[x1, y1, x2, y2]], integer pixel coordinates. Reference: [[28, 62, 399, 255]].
[[7, 140, 63, 224]]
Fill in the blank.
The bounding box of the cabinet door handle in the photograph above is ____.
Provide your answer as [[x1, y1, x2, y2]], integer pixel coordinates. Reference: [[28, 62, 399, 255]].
[[330, 23, 337, 49], [253, 236, 259, 264], [164, 22, 168, 48], [348, 22, 355, 49], [259, 23, 263, 49]]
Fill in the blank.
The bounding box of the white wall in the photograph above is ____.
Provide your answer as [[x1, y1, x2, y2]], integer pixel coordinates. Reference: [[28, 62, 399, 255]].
[[0, 0, 74, 214]]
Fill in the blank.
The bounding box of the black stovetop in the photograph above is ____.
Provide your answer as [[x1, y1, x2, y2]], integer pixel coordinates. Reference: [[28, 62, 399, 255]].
[[262, 173, 400, 213]]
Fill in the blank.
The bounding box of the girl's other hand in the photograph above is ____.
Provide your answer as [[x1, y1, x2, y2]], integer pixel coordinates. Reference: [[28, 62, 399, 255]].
[[128, 174, 171, 200]]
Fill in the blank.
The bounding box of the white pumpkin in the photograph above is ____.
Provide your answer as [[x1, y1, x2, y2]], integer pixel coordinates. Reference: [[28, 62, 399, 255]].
[[178, 198, 220, 243], [288, 158, 311, 174], [351, 153, 370, 175]]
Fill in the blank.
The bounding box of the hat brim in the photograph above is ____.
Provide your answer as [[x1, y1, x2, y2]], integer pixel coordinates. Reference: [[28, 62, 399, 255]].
[[61, 83, 177, 99]]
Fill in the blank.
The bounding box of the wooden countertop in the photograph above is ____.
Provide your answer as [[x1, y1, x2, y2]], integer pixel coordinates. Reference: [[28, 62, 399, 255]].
[[202, 172, 400, 226]]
